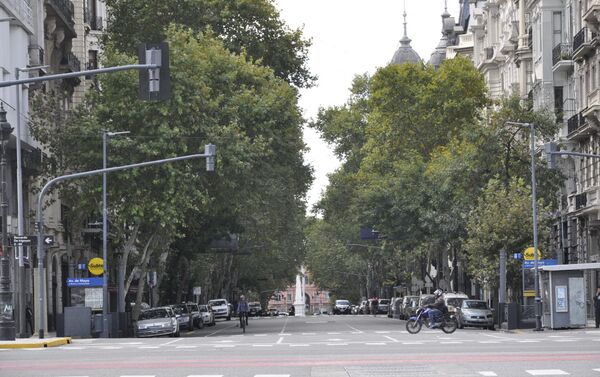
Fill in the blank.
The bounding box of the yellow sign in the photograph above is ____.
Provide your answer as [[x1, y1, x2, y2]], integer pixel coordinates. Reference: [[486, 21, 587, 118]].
[[523, 247, 542, 261], [88, 258, 104, 276]]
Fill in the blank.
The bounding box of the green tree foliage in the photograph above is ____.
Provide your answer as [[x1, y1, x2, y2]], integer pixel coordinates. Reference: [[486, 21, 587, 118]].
[[30, 26, 311, 312], [104, 0, 315, 88]]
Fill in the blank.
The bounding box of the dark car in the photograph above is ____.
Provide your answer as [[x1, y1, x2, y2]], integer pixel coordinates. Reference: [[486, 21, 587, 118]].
[[185, 302, 203, 329], [333, 299, 352, 314], [377, 299, 390, 314], [170, 304, 193, 331]]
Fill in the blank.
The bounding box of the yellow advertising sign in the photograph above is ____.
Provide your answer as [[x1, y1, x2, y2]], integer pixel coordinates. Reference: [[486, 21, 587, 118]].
[[88, 257, 104, 276], [523, 247, 542, 261]]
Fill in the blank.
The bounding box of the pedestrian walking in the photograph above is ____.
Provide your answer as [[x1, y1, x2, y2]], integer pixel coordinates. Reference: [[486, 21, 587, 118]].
[[25, 306, 33, 335], [594, 287, 600, 328], [371, 297, 379, 317]]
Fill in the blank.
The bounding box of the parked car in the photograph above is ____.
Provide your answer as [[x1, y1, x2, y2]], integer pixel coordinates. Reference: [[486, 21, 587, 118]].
[[208, 299, 231, 320], [185, 302, 203, 329], [443, 292, 469, 316], [136, 306, 179, 338], [170, 304, 193, 331], [400, 296, 420, 320], [377, 299, 390, 314], [388, 297, 402, 318], [199, 304, 216, 326], [456, 299, 494, 330], [351, 304, 360, 315], [358, 300, 369, 314], [418, 294, 435, 307], [333, 299, 352, 315], [248, 301, 262, 317]]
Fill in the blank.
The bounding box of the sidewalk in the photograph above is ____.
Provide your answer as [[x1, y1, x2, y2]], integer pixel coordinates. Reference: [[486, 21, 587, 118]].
[[0, 334, 72, 349]]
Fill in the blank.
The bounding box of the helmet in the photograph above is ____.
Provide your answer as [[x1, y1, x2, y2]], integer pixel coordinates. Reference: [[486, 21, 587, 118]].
[[433, 289, 443, 297], [240, 295, 245, 300]]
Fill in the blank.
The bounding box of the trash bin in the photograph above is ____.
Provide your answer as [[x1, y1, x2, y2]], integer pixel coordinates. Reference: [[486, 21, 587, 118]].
[[505, 302, 519, 330], [91, 313, 103, 337]]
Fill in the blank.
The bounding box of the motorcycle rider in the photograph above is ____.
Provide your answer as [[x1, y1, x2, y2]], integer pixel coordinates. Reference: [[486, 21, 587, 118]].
[[426, 289, 447, 328]]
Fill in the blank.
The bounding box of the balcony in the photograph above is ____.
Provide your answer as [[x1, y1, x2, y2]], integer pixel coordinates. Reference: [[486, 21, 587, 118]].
[[583, 0, 600, 33], [567, 110, 597, 141], [84, 8, 103, 31], [572, 27, 597, 61], [60, 51, 81, 72], [576, 193, 587, 210], [3, 0, 33, 30], [552, 43, 573, 72], [45, 0, 76, 38]]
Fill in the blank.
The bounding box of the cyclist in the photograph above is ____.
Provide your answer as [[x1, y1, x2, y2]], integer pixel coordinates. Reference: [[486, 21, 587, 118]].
[[237, 294, 249, 328], [426, 289, 447, 328]]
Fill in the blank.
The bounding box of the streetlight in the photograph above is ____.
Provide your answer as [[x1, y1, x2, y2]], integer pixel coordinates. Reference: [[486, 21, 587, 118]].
[[505, 121, 542, 331], [102, 130, 130, 338], [0, 103, 15, 340], [15, 65, 49, 338]]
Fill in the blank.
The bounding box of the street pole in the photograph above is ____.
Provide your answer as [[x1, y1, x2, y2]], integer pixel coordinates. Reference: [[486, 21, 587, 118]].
[[35, 145, 216, 338], [506, 121, 542, 331], [0, 104, 15, 340], [15, 65, 48, 338]]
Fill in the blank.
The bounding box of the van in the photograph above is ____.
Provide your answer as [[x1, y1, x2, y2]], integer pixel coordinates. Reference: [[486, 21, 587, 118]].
[[443, 292, 469, 315]]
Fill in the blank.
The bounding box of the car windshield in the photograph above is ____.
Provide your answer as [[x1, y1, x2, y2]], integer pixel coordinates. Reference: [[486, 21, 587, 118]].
[[139, 308, 169, 320], [209, 300, 226, 306], [199, 305, 207, 312], [420, 296, 435, 305], [336, 300, 350, 305], [464, 300, 488, 309], [172, 305, 188, 314], [379, 299, 390, 304]]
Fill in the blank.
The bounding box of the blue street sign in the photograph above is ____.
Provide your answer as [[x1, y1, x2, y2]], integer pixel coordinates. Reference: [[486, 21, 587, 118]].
[[522, 259, 558, 269], [66, 277, 104, 287], [513, 253, 523, 260], [77, 264, 87, 270]]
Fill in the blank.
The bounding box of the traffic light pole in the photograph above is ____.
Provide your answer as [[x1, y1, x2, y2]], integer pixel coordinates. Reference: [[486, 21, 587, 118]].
[[35, 145, 216, 339]]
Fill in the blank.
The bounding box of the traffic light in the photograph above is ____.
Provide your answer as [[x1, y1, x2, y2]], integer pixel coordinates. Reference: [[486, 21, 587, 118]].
[[544, 142, 558, 169], [205, 144, 216, 172], [138, 43, 170, 101]]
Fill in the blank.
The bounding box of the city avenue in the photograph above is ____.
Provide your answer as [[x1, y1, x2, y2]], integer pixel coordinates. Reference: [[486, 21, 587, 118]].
[[0, 315, 599, 377]]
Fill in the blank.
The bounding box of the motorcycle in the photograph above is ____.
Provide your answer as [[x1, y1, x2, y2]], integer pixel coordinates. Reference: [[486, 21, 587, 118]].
[[405, 307, 458, 334]]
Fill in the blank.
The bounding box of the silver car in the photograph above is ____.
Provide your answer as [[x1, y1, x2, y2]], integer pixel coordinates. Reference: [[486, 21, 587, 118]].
[[199, 304, 216, 326], [136, 307, 179, 338], [456, 299, 494, 330], [171, 304, 193, 331]]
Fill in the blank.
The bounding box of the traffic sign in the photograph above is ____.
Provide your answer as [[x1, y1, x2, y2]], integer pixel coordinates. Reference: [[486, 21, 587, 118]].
[[11, 235, 55, 246], [88, 257, 104, 276], [523, 247, 542, 260]]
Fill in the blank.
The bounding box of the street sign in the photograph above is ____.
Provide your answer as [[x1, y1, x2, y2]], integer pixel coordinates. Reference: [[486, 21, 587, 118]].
[[66, 277, 104, 287], [513, 253, 523, 260], [88, 258, 104, 276], [11, 235, 55, 246], [523, 247, 542, 260], [523, 259, 558, 269]]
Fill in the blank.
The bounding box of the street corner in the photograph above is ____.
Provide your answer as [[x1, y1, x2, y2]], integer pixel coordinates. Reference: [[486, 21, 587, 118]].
[[0, 337, 72, 349]]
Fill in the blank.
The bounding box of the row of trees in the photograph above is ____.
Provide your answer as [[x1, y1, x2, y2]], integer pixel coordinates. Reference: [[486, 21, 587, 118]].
[[30, 0, 314, 317], [305, 58, 562, 303]]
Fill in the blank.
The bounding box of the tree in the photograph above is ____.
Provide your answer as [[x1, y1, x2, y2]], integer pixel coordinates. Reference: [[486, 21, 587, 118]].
[[104, 0, 315, 88]]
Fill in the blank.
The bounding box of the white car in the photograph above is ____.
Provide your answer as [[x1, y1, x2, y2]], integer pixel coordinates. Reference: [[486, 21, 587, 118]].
[[208, 299, 231, 320], [199, 304, 216, 326], [136, 307, 179, 338]]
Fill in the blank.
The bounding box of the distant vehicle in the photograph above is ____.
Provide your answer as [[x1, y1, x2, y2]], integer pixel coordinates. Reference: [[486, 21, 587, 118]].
[[443, 292, 469, 316], [136, 306, 179, 338], [208, 299, 231, 320], [418, 294, 435, 307], [377, 299, 390, 314], [400, 296, 420, 320], [388, 297, 402, 318], [199, 304, 216, 326], [185, 302, 203, 329], [333, 299, 351, 315], [170, 304, 193, 331], [456, 299, 494, 330], [248, 301, 262, 317], [358, 300, 369, 314]]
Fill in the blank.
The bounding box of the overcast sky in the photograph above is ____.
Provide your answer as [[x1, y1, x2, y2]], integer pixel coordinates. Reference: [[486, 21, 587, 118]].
[[273, 0, 462, 211]]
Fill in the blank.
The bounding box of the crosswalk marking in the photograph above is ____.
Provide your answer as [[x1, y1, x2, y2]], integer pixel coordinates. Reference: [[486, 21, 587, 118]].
[[365, 342, 386, 345], [519, 340, 540, 343], [186, 375, 223, 377], [526, 370, 569, 375], [176, 345, 198, 349], [289, 344, 310, 347], [593, 369, 600, 373], [139, 346, 159, 349], [478, 372, 498, 377], [253, 375, 290, 377]]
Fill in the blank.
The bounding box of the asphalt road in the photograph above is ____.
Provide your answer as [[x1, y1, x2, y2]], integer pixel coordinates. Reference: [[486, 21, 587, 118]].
[[1, 314, 599, 377]]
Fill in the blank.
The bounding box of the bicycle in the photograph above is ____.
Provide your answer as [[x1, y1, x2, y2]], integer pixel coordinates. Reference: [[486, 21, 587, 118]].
[[239, 311, 248, 333]]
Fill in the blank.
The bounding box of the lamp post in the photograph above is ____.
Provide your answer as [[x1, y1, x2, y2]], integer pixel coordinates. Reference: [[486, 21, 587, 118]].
[[0, 104, 15, 340], [101, 130, 129, 338], [506, 121, 542, 331]]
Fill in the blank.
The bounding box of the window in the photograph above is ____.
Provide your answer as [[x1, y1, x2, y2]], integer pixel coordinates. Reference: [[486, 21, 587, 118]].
[[553, 12, 562, 47]]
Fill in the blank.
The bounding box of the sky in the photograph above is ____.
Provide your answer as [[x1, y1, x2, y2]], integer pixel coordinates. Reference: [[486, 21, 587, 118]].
[[272, 0, 462, 211]]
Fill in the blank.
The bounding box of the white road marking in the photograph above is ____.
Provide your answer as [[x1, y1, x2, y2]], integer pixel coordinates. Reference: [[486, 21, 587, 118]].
[[289, 344, 310, 347], [375, 331, 390, 334], [279, 316, 289, 335], [553, 339, 577, 342], [254, 375, 290, 377], [61, 347, 86, 350], [187, 375, 224, 377], [253, 334, 267, 337], [440, 341, 462, 344], [176, 345, 198, 349], [478, 372, 498, 377], [159, 338, 184, 346], [252, 344, 273, 347], [276, 337, 284, 344], [365, 342, 386, 345], [301, 332, 316, 335], [326, 343, 348, 346], [384, 335, 399, 343], [402, 342, 423, 345], [279, 333, 291, 336], [214, 345, 235, 348], [120, 375, 155, 377], [518, 340, 540, 343], [478, 341, 500, 344], [138, 346, 159, 349], [594, 369, 600, 372], [99, 346, 122, 349], [526, 370, 569, 375], [327, 332, 341, 335]]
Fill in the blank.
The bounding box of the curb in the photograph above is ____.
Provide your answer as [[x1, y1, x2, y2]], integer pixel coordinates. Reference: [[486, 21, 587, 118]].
[[0, 337, 72, 349]]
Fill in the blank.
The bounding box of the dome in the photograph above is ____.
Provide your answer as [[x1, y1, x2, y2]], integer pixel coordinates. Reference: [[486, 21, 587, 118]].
[[390, 10, 422, 65], [428, 35, 448, 69]]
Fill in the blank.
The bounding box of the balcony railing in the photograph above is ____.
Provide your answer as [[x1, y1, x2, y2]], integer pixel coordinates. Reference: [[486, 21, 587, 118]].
[[48, 0, 75, 24], [567, 112, 584, 134], [60, 51, 81, 72], [573, 28, 586, 51], [552, 43, 572, 66], [575, 193, 587, 210]]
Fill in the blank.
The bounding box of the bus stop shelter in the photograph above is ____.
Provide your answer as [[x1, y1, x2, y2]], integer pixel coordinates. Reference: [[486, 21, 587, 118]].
[[539, 263, 600, 329]]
